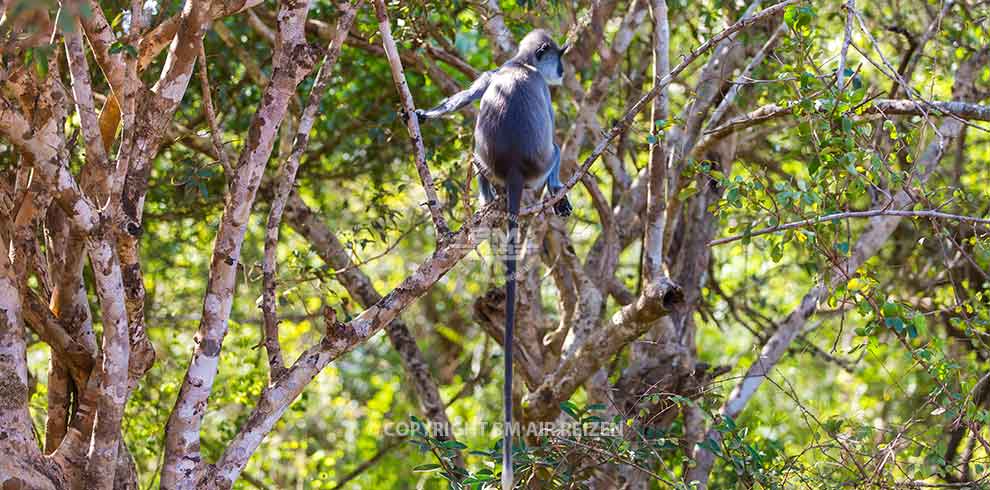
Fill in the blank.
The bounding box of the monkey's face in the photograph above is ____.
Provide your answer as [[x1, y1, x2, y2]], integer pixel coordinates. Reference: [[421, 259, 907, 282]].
[[535, 42, 565, 86]]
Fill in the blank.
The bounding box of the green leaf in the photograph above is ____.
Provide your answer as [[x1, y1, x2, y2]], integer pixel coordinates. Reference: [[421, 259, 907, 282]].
[[560, 400, 578, 419], [441, 440, 468, 450], [678, 181, 699, 201], [912, 314, 928, 337], [698, 436, 721, 456], [841, 116, 853, 133], [770, 242, 783, 263], [109, 41, 139, 58], [882, 302, 901, 317], [885, 317, 905, 333]]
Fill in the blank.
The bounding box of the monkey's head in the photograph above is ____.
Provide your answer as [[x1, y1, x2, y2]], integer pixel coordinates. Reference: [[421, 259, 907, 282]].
[[516, 29, 565, 86]]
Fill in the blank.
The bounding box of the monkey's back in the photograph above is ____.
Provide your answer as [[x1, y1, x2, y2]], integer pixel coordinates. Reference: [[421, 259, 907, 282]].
[[474, 64, 555, 187]]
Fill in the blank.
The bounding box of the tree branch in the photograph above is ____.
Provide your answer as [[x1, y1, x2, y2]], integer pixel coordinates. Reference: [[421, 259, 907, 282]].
[[0, 225, 38, 461], [372, 0, 450, 238], [261, 0, 360, 379], [65, 14, 113, 202], [208, 204, 499, 487], [281, 192, 461, 462], [522, 278, 683, 421], [196, 41, 233, 176], [711, 209, 990, 246], [643, 0, 671, 284]]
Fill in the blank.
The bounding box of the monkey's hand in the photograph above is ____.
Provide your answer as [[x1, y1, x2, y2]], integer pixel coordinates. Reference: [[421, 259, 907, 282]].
[[552, 196, 572, 217], [414, 109, 432, 122]]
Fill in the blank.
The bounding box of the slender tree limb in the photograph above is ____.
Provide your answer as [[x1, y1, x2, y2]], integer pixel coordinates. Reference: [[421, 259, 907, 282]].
[[678, 0, 765, 155], [80, 0, 127, 95], [261, 0, 360, 380], [477, 0, 516, 62], [711, 209, 990, 246], [703, 21, 786, 131], [373, 0, 450, 238], [894, 0, 953, 99], [643, 0, 671, 284], [196, 41, 233, 176], [328, 438, 406, 490], [836, 0, 855, 91], [564, 0, 621, 72], [697, 99, 990, 155], [65, 13, 113, 203]]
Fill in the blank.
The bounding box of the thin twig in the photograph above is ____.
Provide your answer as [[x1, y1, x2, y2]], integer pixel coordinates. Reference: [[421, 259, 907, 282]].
[[699, 98, 990, 154], [705, 21, 786, 130], [836, 0, 855, 91], [710, 209, 990, 246], [328, 437, 406, 490], [197, 40, 233, 177]]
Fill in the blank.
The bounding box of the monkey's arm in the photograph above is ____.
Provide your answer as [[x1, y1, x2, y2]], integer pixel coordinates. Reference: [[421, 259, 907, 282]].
[[416, 70, 494, 120]]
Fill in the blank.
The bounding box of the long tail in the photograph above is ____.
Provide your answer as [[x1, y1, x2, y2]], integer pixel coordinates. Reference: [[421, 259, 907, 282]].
[[502, 170, 523, 490]]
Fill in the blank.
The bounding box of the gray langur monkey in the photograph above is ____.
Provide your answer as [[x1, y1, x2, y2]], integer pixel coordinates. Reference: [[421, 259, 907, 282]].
[[417, 29, 573, 488]]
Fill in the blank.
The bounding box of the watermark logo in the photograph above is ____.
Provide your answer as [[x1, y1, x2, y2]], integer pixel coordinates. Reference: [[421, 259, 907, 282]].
[[382, 418, 623, 439], [453, 208, 597, 279]]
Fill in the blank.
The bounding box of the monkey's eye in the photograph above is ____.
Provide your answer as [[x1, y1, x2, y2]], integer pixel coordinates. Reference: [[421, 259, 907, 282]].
[[536, 43, 550, 60]]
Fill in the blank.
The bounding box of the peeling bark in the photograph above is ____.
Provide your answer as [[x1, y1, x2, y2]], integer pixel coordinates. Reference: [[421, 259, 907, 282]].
[[0, 221, 38, 471]]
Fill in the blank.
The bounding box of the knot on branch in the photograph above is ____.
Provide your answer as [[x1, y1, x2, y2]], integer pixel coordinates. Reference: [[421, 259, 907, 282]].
[[473, 287, 508, 343], [128, 337, 157, 380], [321, 306, 354, 348], [125, 221, 143, 237], [283, 42, 323, 80], [322, 306, 340, 333], [634, 277, 683, 322]]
